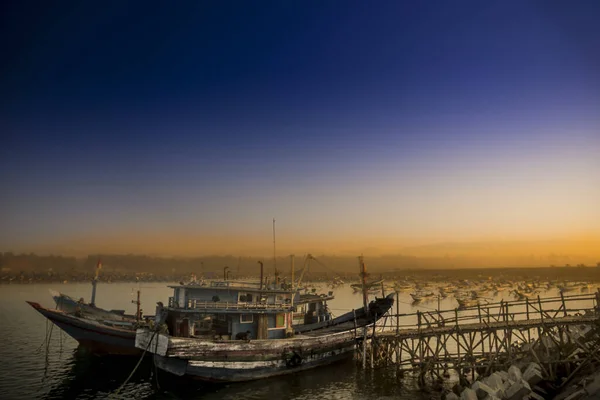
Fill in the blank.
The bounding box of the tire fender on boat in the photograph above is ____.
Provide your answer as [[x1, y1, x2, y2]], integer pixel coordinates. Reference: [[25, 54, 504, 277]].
[[285, 349, 303, 367]]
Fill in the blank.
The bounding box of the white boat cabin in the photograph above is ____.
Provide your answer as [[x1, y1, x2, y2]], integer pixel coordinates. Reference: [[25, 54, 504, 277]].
[[163, 280, 302, 340]]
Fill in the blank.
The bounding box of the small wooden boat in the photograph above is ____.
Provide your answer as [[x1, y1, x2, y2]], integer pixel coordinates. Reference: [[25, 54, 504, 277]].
[[27, 301, 142, 355], [27, 261, 145, 355]]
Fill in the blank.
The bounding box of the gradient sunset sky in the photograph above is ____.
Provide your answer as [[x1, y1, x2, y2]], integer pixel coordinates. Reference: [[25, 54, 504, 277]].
[[2, 1, 599, 257]]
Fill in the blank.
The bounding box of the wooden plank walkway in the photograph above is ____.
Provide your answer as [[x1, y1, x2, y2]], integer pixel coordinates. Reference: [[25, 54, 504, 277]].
[[356, 291, 600, 384]]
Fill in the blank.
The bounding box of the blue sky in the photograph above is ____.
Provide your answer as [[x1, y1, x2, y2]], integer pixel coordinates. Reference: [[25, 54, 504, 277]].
[[2, 1, 599, 255]]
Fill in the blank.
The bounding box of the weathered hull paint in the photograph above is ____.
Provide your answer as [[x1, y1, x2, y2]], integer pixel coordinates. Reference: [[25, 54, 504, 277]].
[[137, 328, 360, 381], [27, 301, 140, 356], [153, 346, 355, 381]]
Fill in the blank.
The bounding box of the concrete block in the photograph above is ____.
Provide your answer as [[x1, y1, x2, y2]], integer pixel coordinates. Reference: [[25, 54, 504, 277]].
[[482, 396, 500, 400], [497, 370, 509, 382], [460, 388, 478, 400], [444, 393, 460, 400], [471, 381, 497, 400], [452, 383, 465, 395], [584, 373, 600, 396], [523, 366, 543, 386], [541, 336, 556, 349], [554, 385, 583, 400], [564, 389, 588, 400], [532, 384, 548, 396], [508, 365, 522, 382], [502, 379, 513, 393], [523, 393, 544, 400], [484, 373, 504, 391], [525, 362, 541, 372], [504, 380, 532, 400]]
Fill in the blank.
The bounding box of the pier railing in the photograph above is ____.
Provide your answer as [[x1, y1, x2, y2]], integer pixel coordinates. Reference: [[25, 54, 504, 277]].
[[358, 291, 600, 383], [376, 292, 599, 335]]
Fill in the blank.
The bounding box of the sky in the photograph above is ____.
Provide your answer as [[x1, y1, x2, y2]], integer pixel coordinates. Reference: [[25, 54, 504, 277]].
[[1, 1, 599, 258]]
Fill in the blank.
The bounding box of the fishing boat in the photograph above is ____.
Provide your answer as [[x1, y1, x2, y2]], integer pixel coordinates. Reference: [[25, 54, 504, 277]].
[[26, 260, 146, 355], [49, 289, 132, 320], [27, 301, 142, 355], [456, 298, 479, 309], [135, 258, 394, 381], [410, 292, 435, 302]]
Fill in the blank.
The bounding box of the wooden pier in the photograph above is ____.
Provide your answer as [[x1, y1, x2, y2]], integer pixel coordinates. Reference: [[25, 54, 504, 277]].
[[359, 292, 600, 385]]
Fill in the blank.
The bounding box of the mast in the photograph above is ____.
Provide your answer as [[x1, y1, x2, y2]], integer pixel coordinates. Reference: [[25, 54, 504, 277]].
[[258, 261, 264, 292], [132, 289, 141, 321], [273, 218, 279, 283], [290, 254, 295, 290], [358, 255, 369, 315], [90, 259, 101, 307]]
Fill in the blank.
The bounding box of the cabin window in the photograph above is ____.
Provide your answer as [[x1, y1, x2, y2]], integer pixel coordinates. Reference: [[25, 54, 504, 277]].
[[239, 293, 253, 303], [276, 313, 285, 328], [240, 314, 253, 323]]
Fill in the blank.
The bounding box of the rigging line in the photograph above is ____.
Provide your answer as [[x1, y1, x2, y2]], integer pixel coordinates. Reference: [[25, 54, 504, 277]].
[[110, 330, 157, 398], [310, 256, 344, 277]]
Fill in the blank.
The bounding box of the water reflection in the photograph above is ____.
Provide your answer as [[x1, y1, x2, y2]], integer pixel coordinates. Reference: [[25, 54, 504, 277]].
[[43, 349, 154, 399]]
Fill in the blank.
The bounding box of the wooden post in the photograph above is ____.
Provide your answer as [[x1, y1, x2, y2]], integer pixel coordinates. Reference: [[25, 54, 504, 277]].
[[537, 295, 544, 322], [560, 291, 567, 317], [362, 326, 367, 369], [526, 298, 531, 343], [371, 314, 377, 368], [395, 291, 400, 334], [136, 290, 141, 321]]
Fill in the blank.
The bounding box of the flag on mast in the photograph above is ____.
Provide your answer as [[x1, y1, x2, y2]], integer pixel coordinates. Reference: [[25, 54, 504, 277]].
[[95, 259, 102, 279]]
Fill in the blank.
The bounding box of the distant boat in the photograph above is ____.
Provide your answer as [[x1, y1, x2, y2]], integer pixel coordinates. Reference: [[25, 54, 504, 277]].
[[350, 278, 384, 290], [456, 298, 479, 309], [410, 292, 435, 302]]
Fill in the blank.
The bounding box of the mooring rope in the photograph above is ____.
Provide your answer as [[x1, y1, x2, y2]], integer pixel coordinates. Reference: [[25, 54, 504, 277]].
[[110, 330, 157, 399], [36, 318, 50, 353]]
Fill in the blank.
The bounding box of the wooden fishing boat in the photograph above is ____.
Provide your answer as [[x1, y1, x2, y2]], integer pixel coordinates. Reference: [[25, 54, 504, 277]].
[[135, 259, 394, 381], [27, 301, 142, 355], [26, 260, 146, 355], [49, 289, 133, 321], [410, 292, 435, 302]]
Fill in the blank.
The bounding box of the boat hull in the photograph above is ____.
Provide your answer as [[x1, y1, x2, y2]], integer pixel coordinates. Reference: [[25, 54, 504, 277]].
[[27, 301, 140, 356], [154, 346, 354, 381], [138, 329, 357, 382]]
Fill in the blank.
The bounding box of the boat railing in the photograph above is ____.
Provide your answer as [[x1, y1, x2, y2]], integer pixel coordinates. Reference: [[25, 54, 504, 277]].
[[168, 297, 293, 311], [209, 280, 262, 289]]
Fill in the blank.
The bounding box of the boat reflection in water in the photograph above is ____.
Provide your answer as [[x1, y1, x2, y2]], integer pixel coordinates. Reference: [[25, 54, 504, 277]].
[[42, 348, 154, 399]]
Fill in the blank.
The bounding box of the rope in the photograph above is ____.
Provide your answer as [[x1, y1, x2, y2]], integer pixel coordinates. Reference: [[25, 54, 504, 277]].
[[153, 329, 161, 390], [110, 330, 157, 398], [36, 318, 49, 353]]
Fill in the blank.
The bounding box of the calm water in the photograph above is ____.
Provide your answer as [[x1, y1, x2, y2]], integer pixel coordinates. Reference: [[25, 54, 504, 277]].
[[0, 281, 569, 399]]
